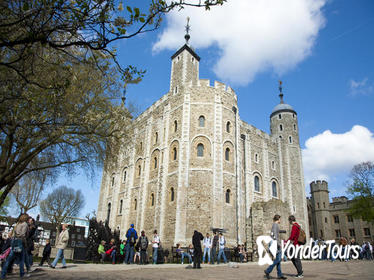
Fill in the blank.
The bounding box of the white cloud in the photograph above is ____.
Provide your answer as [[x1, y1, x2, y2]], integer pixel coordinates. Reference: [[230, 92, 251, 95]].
[[349, 78, 373, 96], [153, 0, 327, 85], [302, 125, 374, 183]]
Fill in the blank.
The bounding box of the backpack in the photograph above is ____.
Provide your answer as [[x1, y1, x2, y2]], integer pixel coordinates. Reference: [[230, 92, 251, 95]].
[[296, 225, 306, 245], [140, 236, 148, 250], [129, 230, 136, 245]]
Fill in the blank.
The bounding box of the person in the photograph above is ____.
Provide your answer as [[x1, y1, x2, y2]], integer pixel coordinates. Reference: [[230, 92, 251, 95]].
[[217, 232, 227, 264], [339, 237, 348, 262], [26, 217, 36, 268], [98, 240, 106, 263], [50, 223, 69, 269], [287, 215, 303, 278], [192, 230, 203, 269], [133, 246, 140, 264], [211, 231, 218, 264], [124, 224, 138, 264], [39, 239, 51, 266], [152, 230, 160, 264], [1, 213, 29, 279], [137, 231, 148, 265], [107, 239, 117, 264], [238, 245, 246, 263], [0, 232, 12, 273], [264, 214, 287, 279], [202, 233, 212, 264], [176, 244, 192, 264], [119, 240, 126, 263]]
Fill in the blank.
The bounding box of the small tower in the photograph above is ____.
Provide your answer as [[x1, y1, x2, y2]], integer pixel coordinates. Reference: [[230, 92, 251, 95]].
[[310, 180, 331, 240], [169, 17, 200, 94], [270, 81, 299, 146]]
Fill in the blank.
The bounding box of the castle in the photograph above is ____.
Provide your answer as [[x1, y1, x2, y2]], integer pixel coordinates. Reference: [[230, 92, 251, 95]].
[[97, 29, 309, 251]]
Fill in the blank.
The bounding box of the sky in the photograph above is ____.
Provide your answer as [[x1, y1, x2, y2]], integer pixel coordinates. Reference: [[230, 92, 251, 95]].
[[28, 0, 374, 219]]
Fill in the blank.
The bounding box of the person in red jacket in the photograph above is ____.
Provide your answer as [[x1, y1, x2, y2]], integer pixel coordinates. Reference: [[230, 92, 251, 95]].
[[287, 215, 303, 278]]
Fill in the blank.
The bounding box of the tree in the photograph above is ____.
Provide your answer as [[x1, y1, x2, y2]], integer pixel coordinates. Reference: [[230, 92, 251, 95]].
[[39, 185, 85, 231], [10, 170, 49, 214], [0, 191, 10, 216], [347, 161, 374, 223], [0, 0, 225, 207]]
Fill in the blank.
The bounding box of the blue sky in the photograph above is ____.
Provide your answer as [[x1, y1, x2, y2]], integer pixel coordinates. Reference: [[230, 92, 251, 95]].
[[35, 0, 374, 219]]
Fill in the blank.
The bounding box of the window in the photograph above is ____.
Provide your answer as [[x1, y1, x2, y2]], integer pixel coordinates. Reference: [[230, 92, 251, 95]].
[[254, 176, 260, 192], [155, 132, 158, 144], [199, 116, 205, 127], [197, 143, 204, 157], [347, 215, 353, 222], [364, 228, 371, 236], [71, 241, 76, 247], [174, 86, 178, 94], [278, 114, 282, 119], [349, 229, 355, 237], [140, 142, 143, 150], [174, 120, 178, 132], [289, 136, 292, 144], [226, 122, 231, 133], [170, 188, 175, 202], [255, 153, 259, 163], [173, 147, 177, 160], [335, 229, 341, 238], [192, 57, 194, 62], [123, 170, 127, 182], [279, 135, 282, 139], [107, 203, 111, 222], [77, 234, 82, 240], [138, 165, 141, 176], [151, 193, 155, 206], [317, 202, 320, 209], [225, 148, 230, 161], [293, 114, 295, 118], [119, 199, 123, 214], [334, 215, 339, 224], [226, 189, 231, 204], [320, 230, 323, 238], [77, 228, 81, 233], [279, 124, 283, 131], [325, 217, 328, 223], [323, 202, 326, 208], [134, 199, 137, 210], [272, 181, 277, 197], [111, 176, 115, 186], [71, 234, 76, 239], [154, 157, 157, 169], [271, 161, 275, 170], [294, 124, 296, 131]]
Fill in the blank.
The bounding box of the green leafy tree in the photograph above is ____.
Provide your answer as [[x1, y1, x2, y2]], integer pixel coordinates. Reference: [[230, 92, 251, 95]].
[[0, 191, 10, 216], [0, 0, 225, 207], [347, 161, 374, 223]]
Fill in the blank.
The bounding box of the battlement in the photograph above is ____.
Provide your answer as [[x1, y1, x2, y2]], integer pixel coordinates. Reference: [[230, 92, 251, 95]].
[[332, 196, 348, 203], [310, 180, 329, 192], [198, 79, 236, 97]]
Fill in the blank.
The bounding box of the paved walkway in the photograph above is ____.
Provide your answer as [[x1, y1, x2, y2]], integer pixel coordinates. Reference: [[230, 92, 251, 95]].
[[4, 260, 374, 279]]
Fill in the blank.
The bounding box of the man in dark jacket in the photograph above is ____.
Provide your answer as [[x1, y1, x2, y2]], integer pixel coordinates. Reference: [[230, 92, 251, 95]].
[[124, 224, 138, 264], [211, 231, 218, 264], [137, 231, 148, 265], [39, 239, 51, 266], [192, 230, 204, 269]]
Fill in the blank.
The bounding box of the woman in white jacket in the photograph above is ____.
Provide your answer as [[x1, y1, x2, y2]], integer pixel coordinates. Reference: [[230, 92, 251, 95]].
[[50, 224, 69, 269]]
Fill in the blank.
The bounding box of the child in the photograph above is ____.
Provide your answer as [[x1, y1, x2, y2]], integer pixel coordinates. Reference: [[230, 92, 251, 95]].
[[98, 240, 106, 263], [39, 239, 51, 266]]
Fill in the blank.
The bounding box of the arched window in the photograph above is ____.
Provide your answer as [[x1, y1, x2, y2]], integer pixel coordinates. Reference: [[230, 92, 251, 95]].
[[272, 181, 278, 197], [199, 116, 205, 127], [225, 148, 230, 161], [173, 147, 177, 161], [254, 176, 260, 192], [107, 203, 111, 222], [134, 199, 137, 210], [174, 120, 178, 132], [226, 121, 231, 133], [155, 132, 158, 144], [154, 157, 157, 169], [226, 189, 231, 204], [279, 124, 283, 131], [289, 136, 292, 144], [111, 176, 115, 186], [197, 143, 204, 157], [123, 170, 127, 182], [170, 187, 175, 202], [151, 193, 155, 206], [138, 165, 141, 176], [278, 114, 282, 119], [119, 199, 123, 214]]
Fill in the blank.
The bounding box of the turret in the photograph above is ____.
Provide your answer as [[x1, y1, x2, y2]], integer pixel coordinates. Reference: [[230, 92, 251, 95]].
[[310, 180, 331, 240], [270, 81, 299, 145]]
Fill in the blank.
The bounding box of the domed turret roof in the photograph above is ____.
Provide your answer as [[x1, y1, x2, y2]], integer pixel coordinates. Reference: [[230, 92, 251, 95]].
[[270, 81, 296, 118]]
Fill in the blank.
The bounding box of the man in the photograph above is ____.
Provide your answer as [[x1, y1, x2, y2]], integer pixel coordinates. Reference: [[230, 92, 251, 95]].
[[124, 224, 138, 264], [287, 215, 303, 278], [217, 232, 227, 264], [50, 224, 69, 269], [137, 230, 148, 265], [264, 214, 287, 279], [202, 233, 212, 264], [152, 230, 160, 264], [192, 230, 204, 269], [211, 231, 218, 264]]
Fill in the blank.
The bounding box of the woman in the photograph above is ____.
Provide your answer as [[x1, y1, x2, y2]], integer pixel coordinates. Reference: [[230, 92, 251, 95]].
[[1, 214, 29, 279]]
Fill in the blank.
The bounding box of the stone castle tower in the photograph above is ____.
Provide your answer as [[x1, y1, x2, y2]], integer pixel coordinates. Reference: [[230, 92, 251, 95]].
[[309, 180, 332, 240], [97, 26, 309, 251]]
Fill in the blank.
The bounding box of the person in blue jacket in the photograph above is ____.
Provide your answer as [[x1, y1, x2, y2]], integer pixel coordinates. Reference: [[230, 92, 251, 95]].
[[124, 224, 138, 264]]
